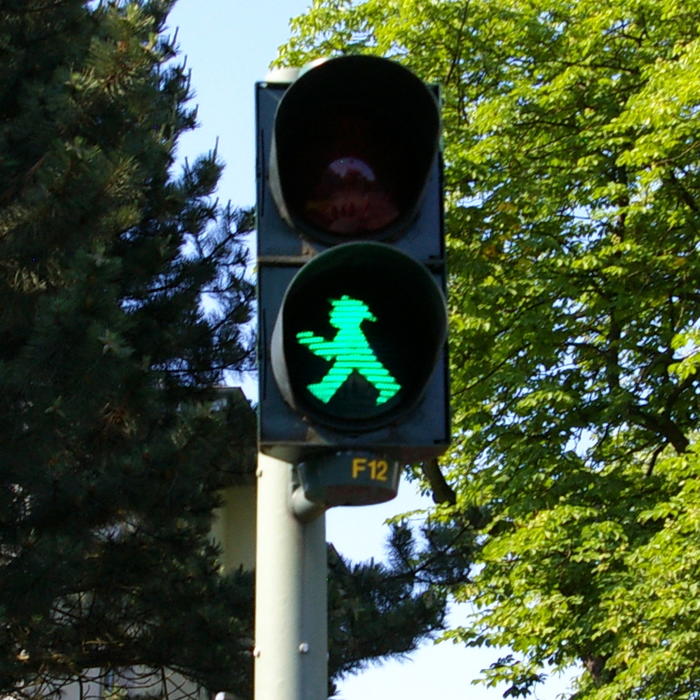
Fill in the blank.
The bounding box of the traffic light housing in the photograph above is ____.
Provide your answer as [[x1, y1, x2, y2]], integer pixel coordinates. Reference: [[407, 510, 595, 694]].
[[257, 56, 449, 465]]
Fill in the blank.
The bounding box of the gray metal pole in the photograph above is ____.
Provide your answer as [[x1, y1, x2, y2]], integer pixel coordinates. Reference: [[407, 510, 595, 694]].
[[254, 453, 328, 700]]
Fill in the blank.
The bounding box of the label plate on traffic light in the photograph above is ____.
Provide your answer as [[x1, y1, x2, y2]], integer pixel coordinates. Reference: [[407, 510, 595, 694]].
[[297, 451, 401, 506]]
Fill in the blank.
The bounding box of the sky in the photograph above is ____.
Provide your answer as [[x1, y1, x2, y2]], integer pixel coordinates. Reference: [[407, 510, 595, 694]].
[[166, 1, 575, 698]]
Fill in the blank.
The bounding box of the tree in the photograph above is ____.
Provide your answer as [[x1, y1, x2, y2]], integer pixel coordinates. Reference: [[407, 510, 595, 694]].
[[326, 522, 460, 697], [277, 1, 700, 697], [0, 2, 451, 698], [0, 0, 256, 696]]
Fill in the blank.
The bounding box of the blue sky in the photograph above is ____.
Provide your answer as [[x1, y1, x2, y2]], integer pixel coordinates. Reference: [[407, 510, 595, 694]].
[[166, 1, 575, 697]]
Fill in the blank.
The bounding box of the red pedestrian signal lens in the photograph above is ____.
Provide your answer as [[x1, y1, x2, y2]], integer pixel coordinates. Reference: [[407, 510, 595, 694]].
[[304, 156, 400, 235]]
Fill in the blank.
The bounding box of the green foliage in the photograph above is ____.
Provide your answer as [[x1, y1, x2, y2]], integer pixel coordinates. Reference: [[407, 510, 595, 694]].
[[0, 0, 255, 696], [278, 0, 700, 697]]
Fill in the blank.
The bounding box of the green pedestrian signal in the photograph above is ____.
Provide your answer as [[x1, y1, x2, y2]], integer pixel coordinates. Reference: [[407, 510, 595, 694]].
[[270, 242, 446, 432], [296, 295, 402, 406]]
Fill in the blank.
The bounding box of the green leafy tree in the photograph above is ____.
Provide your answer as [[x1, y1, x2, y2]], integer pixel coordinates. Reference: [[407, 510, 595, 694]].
[[277, 1, 700, 698], [0, 0, 256, 696]]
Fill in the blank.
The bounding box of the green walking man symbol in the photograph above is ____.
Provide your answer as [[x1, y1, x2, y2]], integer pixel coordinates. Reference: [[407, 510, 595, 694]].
[[296, 295, 401, 405]]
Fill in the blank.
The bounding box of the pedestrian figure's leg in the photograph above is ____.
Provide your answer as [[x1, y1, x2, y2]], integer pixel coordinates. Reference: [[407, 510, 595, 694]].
[[308, 363, 353, 403], [358, 362, 400, 404]]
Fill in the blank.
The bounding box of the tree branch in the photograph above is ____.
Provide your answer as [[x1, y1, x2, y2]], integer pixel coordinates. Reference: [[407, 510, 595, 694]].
[[421, 459, 457, 505]]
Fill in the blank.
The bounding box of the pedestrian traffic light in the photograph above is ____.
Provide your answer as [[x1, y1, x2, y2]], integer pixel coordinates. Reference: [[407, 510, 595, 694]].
[[257, 55, 449, 466]]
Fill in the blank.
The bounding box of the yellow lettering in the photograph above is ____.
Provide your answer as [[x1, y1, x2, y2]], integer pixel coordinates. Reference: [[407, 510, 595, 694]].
[[352, 457, 367, 479], [352, 457, 389, 481], [367, 459, 389, 481]]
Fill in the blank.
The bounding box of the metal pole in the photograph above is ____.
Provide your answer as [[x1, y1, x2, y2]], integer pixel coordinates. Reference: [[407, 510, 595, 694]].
[[254, 453, 328, 700]]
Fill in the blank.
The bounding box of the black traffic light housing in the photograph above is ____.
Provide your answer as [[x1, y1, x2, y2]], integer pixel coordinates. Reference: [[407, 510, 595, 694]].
[[257, 56, 449, 464]]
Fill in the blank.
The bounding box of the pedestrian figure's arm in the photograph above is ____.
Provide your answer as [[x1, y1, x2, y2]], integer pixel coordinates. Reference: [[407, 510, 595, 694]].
[[296, 331, 336, 360]]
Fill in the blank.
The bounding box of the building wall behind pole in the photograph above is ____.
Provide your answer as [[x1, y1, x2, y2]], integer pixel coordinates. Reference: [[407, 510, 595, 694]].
[[211, 484, 258, 574]]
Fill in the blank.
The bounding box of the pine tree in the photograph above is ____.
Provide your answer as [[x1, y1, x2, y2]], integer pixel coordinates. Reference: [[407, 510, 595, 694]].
[[326, 521, 471, 696], [0, 1, 255, 696]]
